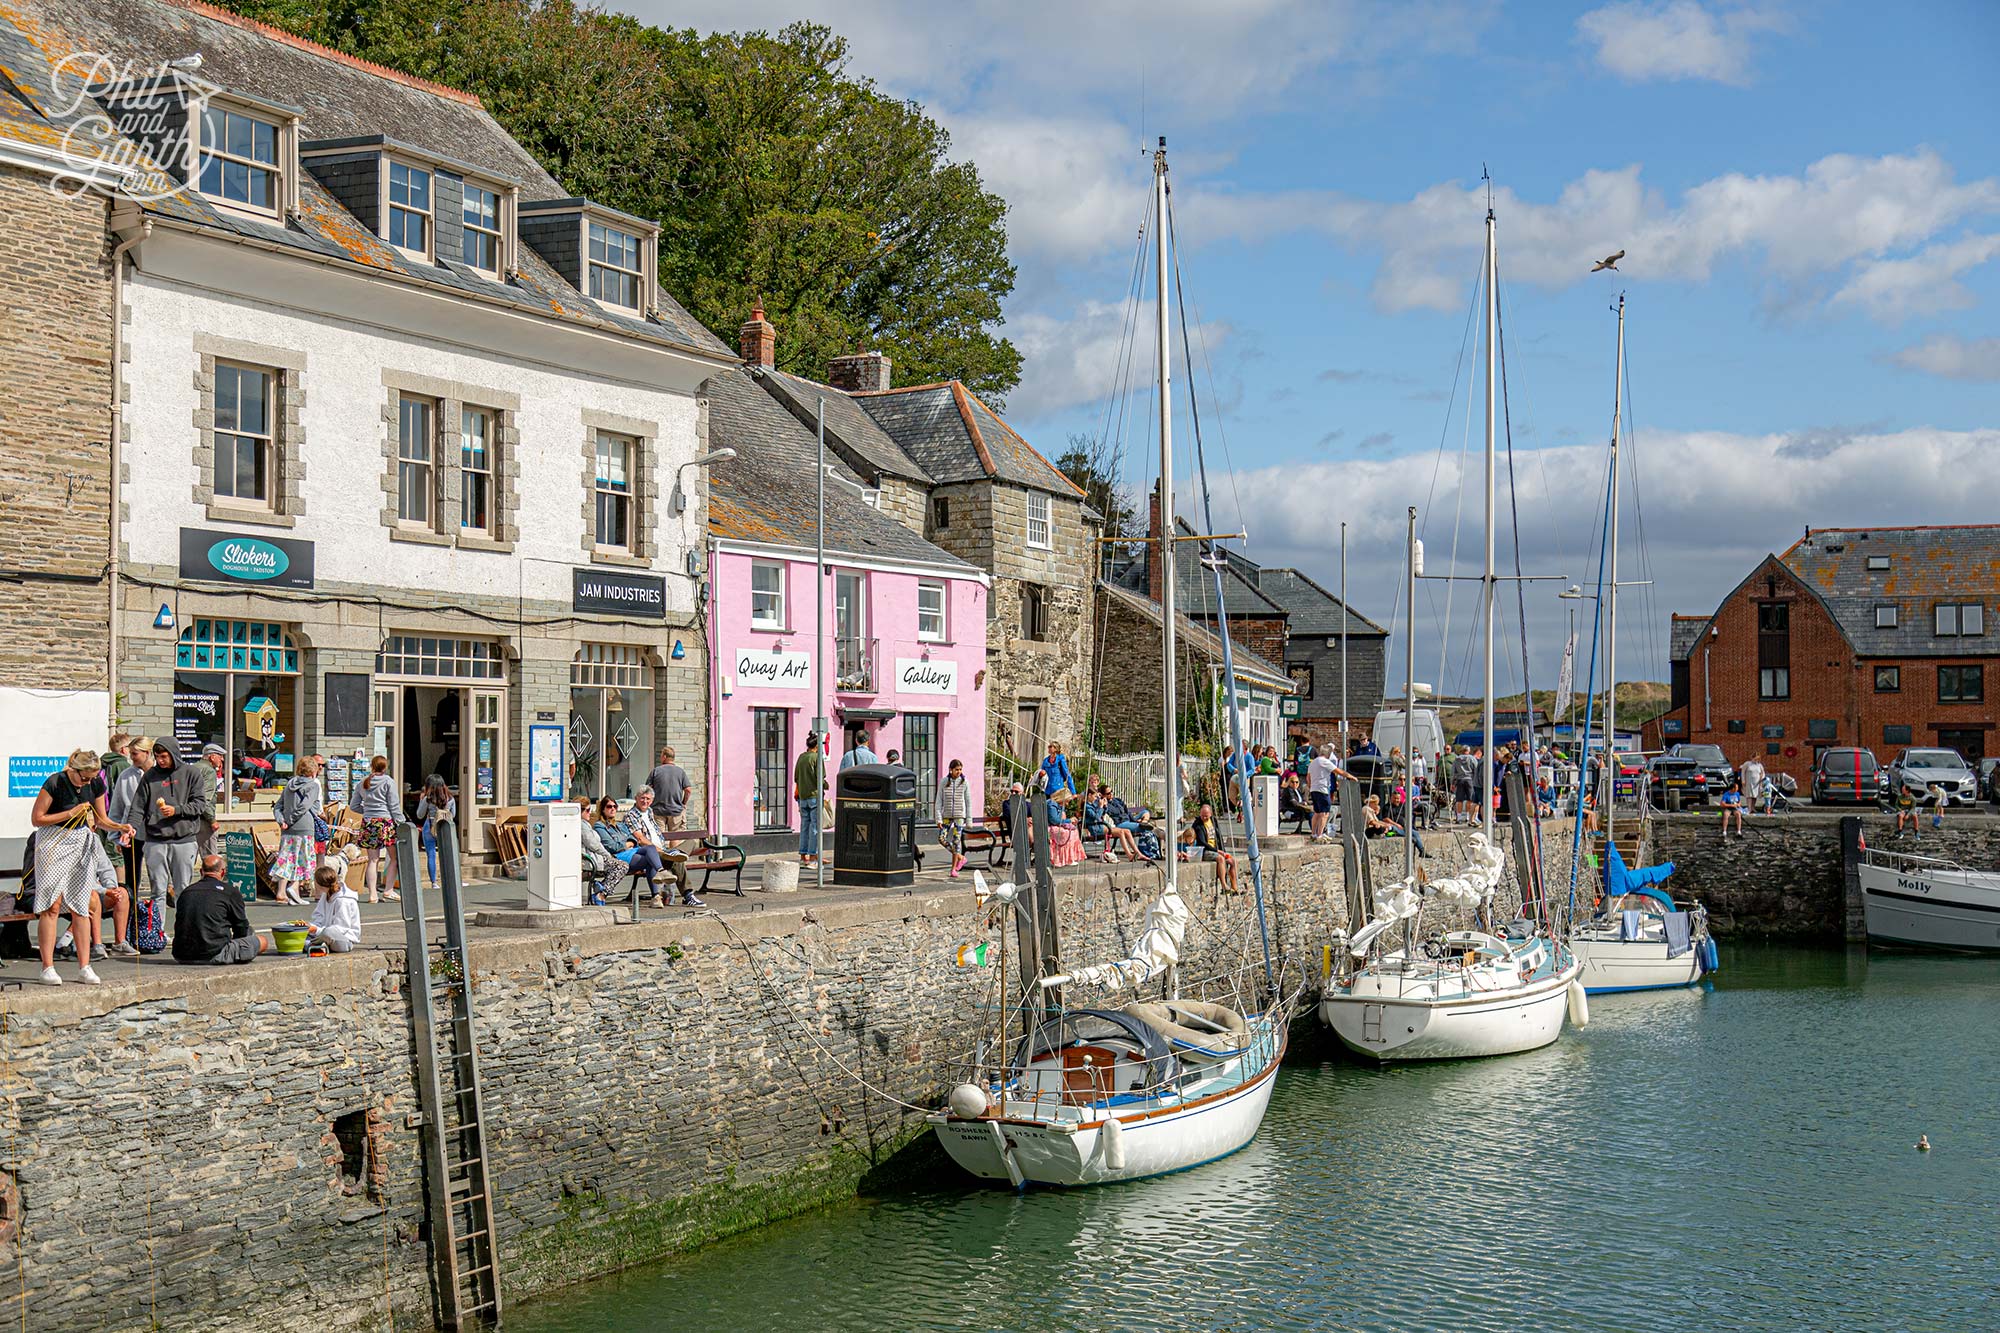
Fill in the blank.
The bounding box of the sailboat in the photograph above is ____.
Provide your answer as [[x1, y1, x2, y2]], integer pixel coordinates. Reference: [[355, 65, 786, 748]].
[[1564, 293, 1719, 994], [1319, 195, 1586, 1061], [929, 139, 1287, 1186]]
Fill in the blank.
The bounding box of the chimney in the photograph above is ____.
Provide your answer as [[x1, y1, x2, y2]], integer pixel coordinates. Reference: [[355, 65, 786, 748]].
[[1147, 481, 1163, 599], [827, 351, 892, 393], [739, 301, 776, 368]]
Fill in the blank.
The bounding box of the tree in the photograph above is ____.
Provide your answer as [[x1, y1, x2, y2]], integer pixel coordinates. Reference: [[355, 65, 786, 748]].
[[215, 2, 1022, 398], [1055, 432, 1134, 538]]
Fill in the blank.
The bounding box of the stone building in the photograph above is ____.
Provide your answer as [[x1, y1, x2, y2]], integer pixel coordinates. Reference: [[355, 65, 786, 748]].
[[1092, 582, 1294, 755], [41, 0, 736, 853], [737, 315, 1099, 769], [1644, 524, 2000, 783]]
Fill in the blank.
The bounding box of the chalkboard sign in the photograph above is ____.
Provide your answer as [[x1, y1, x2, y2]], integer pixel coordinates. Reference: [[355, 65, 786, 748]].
[[324, 672, 371, 738], [222, 828, 259, 903]]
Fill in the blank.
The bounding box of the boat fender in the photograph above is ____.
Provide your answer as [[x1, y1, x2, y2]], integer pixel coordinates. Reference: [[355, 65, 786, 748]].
[[1102, 1115, 1126, 1171], [987, 1120, 1026, 1190], [1698, 937, 1720, 976], [1566, 979, 1590, 1028]]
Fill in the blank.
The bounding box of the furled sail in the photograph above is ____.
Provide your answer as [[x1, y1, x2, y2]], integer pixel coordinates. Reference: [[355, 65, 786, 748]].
[[1041, 889, 1191, 991]]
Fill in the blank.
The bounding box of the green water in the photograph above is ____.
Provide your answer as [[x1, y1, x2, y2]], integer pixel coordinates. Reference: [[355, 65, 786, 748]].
[[510, 946, 1997, 1332]]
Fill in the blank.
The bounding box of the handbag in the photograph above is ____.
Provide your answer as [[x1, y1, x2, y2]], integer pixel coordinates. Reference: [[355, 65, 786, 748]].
[[133, 898, 167, 954]]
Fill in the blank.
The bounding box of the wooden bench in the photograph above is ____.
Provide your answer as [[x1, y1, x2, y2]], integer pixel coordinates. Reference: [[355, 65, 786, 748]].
[[958, 822, 1009, 868], [680, 838, 746, 896], [1280, 803, 1314, 835]]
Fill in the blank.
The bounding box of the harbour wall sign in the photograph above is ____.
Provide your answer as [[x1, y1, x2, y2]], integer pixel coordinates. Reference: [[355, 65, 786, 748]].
[[177, 527, 315, 589]]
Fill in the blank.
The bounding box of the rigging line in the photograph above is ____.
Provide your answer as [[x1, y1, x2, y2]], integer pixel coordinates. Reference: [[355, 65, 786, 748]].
[[1415, 247, 1488, 691], [1567, 448, 1618, 917], [1490, 267, 1576, 580], [1097, 192, 1156, 492], [1176, 282, 1247, 546], [1621, 347, 1666, 687], [1167, 186, 1275, 988]]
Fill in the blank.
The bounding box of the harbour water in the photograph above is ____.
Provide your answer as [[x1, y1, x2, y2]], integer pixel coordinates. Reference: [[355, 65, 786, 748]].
[[511, 945, 1997, 1332]]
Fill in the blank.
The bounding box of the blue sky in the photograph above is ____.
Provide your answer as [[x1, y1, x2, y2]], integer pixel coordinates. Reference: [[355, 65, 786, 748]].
[[641, 0, 2000, 691]]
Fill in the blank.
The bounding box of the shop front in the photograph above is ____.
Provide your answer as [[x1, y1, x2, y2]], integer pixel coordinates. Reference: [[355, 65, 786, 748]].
[[370, 634, 510, 853]]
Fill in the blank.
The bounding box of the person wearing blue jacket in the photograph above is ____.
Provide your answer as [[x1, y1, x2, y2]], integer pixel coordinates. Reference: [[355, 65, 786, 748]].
[[1039, 742, 1076, 801]]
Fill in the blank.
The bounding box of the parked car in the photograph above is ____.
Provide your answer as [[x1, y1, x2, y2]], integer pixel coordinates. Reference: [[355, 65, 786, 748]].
[[1648, 754, 1711, 806], [1981, 756, 2000, 805], [1667, 742, 1735, 794], [1810, 747, 1886, 805], [1886, 747, 1980, 807]]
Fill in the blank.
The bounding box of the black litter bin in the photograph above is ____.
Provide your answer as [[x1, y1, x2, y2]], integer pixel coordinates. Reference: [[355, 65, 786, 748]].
[[833, 763, 918, 887]]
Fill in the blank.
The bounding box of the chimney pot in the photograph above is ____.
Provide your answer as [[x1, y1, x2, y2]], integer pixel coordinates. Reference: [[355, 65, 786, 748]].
[[739, 302, 776, 369], [827, 351, 892, 394]]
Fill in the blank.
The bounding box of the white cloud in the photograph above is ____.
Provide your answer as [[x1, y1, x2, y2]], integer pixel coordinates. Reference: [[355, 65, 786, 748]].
[[946, 115, 1147, 265], [1830, 235, 2000, 323], [1576, 1, 1788, 86], [1887, 334, 2000, 382], [1200, 424, 2000, 686]]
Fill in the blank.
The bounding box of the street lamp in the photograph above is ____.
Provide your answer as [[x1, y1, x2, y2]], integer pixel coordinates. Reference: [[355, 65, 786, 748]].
[[669, 447, 737, 515]]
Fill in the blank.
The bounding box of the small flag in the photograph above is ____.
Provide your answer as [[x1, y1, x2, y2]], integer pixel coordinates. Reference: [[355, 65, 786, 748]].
[[955, 940, 994, 968]]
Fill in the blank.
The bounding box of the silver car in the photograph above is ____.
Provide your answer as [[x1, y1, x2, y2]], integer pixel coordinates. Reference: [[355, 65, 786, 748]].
[[1886, 747, 1980, 806]]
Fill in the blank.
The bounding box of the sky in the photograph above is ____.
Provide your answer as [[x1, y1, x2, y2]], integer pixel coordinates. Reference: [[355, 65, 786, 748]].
[[637, 0, 2000, 693]]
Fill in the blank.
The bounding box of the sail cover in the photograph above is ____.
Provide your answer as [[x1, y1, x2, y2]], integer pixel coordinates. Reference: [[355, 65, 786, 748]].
[[1048, 889, 1191, 991]]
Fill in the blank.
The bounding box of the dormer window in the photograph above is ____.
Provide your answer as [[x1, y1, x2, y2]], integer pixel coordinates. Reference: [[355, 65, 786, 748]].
[[387, 160, 433, 257], [199, 105, 280, 213], [463, 182, 503, 275], [588, 221, 641, 310]]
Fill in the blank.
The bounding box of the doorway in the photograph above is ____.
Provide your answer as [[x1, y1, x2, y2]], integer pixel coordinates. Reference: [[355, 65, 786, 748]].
[[372, 683, 507, 852], [1014, 701, 1043, 767]]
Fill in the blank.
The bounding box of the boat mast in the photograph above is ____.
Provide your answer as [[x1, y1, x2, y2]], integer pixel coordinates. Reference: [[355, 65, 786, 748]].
[[1604, 292, 1625, 846], [1155, 138, 1180, 906], [1405, 507, 1419, 889], [1481, 197, 1497, 847]]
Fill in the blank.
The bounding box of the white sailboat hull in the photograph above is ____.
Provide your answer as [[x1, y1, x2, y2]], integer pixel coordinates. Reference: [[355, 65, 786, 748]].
[[1860, 860, 2000, 953], [1571, 935, 1704, 993], [1320, 960, 1576, 1061], [930, 1026, 1284, 1187]]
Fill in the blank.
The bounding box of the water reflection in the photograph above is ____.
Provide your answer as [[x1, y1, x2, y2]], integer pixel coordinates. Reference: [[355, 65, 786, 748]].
[[513, 946, 1999, 1333]]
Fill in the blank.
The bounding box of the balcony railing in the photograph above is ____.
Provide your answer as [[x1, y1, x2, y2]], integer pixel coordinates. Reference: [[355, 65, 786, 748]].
[[835, 636, 877, 694]]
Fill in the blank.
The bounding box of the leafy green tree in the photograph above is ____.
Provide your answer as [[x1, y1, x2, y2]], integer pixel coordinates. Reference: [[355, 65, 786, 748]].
[[216, 2, 1021, 398]]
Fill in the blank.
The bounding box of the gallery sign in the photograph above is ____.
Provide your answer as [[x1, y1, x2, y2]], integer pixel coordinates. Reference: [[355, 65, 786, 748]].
[[573, 567, 666, 619], [736, 648, 810, 690], [894, 657, 958, 696], [178, 527, 315, 589]]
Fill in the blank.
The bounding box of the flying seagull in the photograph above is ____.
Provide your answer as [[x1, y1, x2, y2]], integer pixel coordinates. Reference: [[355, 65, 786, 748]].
[[1591, 249, 1625, 272]]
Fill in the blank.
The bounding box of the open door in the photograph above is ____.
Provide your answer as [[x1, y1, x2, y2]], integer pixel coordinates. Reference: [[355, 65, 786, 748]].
[[469, 688, 505, 854]]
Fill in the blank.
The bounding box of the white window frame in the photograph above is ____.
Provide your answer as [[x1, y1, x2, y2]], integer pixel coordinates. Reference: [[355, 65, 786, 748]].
[[197, 103, 282, 216], [386, 158, 434, 259], [213, 361, 275, 511], [1025, 492, 1052, 549], [460, 405, 494, 534], [916, 580, 947, 642], [1867, 555, 1890, 571], [588, 220, 642, 311], [593, 430, 634, 551], [1875, 604, 1898, 629], [750, 561, 786, 631], [396, 392, 437, 526], [462, 180, 505, 276]]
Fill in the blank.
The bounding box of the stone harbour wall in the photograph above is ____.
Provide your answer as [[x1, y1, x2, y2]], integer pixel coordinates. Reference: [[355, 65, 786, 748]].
[[0, 829, 1525, 1332]]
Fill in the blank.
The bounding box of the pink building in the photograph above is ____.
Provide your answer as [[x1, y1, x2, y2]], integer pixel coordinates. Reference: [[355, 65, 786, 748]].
[[703, 369, 987, 840]]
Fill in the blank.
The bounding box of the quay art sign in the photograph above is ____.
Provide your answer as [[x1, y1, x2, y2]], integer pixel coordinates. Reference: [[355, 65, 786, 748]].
[[178, 527, 316, 590], [894, 658, 958, 697], [736, 648, 810, 690]]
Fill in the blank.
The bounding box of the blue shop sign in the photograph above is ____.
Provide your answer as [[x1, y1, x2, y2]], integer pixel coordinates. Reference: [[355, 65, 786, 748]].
[[8, 755, 64, 799], [178, 527, 315, 590]]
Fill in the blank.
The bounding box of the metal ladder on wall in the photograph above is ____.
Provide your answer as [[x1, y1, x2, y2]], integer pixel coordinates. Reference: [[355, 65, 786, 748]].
[[397, 822, 503, 1329]]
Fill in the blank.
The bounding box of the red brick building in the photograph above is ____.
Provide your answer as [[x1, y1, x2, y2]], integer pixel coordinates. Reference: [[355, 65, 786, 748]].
[[1645, 525, 1998, 785]]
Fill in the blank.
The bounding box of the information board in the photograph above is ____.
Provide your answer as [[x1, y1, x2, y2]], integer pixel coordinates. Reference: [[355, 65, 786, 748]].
[[222, 828, 259, 903]]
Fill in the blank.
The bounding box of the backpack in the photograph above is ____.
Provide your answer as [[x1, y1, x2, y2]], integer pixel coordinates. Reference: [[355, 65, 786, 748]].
[[132, 897, 167, 954]]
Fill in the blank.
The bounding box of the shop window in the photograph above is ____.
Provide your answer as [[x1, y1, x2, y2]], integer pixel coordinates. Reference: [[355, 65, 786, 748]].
[[174, 619, 301, 815], [903, 713, 939, 813], [375, 635, 503, 680], [570, 644, 653, 800], [753, 708, 790, 831]]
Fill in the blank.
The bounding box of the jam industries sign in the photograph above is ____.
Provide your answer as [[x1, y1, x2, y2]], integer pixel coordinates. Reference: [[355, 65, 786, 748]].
[[178, 527, 315, 589]]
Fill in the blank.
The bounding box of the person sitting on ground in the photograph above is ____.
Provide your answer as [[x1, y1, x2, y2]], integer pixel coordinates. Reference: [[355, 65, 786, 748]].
[[172, 854, 268, 965], [1893, 782, 1919, 837], [1363, 794, 1430, 857], [1183, 802, 1240, 893], [1081, 787, 1144, 863], [1719, 779, 1745, 837], [305, 863, 361, 953]]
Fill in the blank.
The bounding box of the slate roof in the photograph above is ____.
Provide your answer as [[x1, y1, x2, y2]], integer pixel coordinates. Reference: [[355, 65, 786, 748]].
[[1097, 581, 1292, 692], [705, 367, 974, 572], [11, 0, 731, 360], [757, 369, 930, 484], [854, 382, 1081, 497], [1252, 567, 1389, 638], [1781, 524, 2000, 658], [1668, 614, 1709, 662], [1164, 519, 1286, 620]]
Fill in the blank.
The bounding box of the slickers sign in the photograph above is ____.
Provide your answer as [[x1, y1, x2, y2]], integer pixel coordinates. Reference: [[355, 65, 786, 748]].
[[894, 658, 958, 696], [178, 527, 316, 589], [736, 649, 810, 690]]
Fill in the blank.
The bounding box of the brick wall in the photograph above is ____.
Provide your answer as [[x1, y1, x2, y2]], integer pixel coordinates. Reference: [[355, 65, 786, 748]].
[[1646, 555, 1999, 781], [0, 167, 112, 692]]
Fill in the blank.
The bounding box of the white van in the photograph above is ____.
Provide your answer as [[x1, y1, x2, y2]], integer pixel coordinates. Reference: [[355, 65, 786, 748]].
[[1370, 707, 1446, 764]]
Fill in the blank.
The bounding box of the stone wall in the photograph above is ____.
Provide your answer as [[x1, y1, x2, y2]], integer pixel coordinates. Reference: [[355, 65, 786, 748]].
[[0, 166, 113, 693], [0, 829, 1523, 1332]]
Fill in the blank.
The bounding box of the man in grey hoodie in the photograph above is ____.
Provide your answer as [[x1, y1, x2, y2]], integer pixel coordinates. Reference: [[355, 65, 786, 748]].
[[138, 739, 213, 904]]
